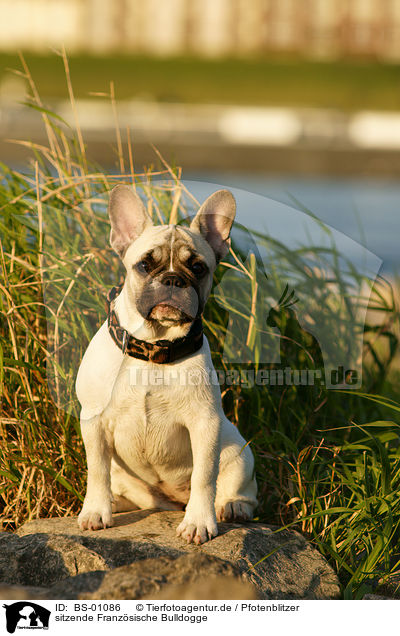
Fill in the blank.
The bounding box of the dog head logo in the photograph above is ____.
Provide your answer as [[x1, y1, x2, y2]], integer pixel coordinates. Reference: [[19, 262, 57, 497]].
[[3, 602, 50, 633]]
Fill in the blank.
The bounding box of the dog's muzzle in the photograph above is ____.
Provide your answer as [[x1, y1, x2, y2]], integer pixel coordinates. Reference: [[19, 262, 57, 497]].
[[138, 273, 200, 322]]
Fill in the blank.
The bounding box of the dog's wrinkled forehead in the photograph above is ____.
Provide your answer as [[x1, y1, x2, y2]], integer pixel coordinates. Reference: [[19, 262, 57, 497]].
[[150, 227, 190, 268], [126, 224, 215, 269]]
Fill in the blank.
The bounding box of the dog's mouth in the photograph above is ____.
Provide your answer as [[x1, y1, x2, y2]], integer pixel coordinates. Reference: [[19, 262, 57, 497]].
[[148, 302, 191, 324], [139, 282, 200, 326]]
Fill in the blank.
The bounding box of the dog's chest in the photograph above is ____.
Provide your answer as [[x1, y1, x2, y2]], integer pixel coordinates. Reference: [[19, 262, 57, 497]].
[[105, 364, 194, 469]]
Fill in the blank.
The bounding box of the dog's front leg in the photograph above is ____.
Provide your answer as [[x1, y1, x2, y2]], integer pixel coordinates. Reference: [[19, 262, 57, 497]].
[[78, 415, 112, 530], [176, 417, 221, 545]]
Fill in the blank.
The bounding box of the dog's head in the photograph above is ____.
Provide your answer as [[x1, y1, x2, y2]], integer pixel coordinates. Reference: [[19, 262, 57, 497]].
[[108, 185, 236, 329]]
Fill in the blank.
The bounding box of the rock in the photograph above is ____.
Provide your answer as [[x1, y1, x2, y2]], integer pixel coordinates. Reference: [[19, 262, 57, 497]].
[[363, 594, 392, 600], [147, 574, 258, 600], [0, 532, 108, 587], [373, 576, 400, 599], [47, 553, 252, 600], [4, 510, 340, 600], [0, 585, 50, 600]]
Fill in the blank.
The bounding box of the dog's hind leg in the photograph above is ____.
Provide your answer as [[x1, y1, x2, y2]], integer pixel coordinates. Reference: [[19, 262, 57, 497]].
[[111, 495, 139, 513], [111, 463, 183, 512], [215, 419, 258, 522]]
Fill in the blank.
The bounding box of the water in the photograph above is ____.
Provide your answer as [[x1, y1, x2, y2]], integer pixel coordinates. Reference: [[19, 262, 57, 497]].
[[185, 173, 400, 275]]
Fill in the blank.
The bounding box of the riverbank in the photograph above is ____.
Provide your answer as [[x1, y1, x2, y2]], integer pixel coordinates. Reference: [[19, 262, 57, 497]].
[[2, 98, 400, 178]]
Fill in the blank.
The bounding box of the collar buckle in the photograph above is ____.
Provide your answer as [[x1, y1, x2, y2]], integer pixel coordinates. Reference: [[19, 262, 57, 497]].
[[121, 329, 128, 354]]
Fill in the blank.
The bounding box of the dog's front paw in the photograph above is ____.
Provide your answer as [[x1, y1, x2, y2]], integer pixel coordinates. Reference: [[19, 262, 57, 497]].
[[78, 500, 113, 531], [176, 514, 218, 545]]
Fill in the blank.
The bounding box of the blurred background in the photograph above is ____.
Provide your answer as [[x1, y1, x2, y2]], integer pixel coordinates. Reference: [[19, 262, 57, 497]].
[[1, 0, 400, 273]]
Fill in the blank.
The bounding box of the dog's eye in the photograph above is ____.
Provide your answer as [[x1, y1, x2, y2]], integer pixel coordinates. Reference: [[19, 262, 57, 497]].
[[191, 261, 206, 276], [136, 259, 151, 274]]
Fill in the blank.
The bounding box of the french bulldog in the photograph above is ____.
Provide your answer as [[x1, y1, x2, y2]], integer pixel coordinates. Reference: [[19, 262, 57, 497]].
[[76, 185, 258, 544]]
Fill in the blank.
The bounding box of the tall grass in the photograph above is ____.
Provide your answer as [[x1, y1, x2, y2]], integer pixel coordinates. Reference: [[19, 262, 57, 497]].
[[1, 54, 400, 599]]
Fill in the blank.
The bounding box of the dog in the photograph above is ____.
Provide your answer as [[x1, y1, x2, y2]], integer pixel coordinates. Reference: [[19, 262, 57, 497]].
[[75, 185, 257, 544]]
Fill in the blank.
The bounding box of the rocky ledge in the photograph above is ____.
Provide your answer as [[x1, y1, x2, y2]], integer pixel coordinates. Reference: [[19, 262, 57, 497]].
[[0, 510, 340, 600]]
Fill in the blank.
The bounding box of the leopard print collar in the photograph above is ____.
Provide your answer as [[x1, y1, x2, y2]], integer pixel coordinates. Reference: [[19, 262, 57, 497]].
[[106, 285, 204, 364]]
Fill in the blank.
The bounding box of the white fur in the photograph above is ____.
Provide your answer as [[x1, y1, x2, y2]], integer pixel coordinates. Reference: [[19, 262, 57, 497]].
[[76, 188, 257, 544]]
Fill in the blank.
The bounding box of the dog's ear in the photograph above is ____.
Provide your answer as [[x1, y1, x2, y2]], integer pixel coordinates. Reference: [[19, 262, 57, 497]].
[[108, 185, 153, 257], [190, 189, 236, 262]]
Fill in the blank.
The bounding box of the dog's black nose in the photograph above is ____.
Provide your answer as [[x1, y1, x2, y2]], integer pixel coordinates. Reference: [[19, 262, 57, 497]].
[[161, 272, 187, 288]]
